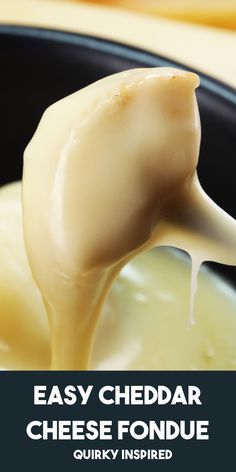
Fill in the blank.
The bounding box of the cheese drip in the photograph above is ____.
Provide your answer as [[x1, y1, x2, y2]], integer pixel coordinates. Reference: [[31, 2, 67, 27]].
[[1, 182, 236, 370], [22, 68, 236, 370]]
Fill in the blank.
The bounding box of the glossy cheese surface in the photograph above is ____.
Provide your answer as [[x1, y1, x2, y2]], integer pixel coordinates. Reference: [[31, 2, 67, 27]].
[[0, 182, 236, 371]]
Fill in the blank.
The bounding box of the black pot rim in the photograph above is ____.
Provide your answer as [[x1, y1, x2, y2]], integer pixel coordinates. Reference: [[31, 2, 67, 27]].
[[0, 23, 235, 106]]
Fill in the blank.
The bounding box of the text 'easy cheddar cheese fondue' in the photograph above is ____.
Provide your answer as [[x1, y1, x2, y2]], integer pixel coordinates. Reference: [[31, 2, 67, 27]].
[[22, 68, 236, 370]]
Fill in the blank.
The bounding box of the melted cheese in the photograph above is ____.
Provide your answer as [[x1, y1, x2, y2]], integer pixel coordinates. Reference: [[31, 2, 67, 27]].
[[1, 182, 236, 370], [3, 67, 235, 370]]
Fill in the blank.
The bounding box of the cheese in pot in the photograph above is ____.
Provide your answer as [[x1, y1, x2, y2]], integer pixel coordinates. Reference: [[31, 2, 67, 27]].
[[1, 67, 236, 370], [0, 182, 236, 370]]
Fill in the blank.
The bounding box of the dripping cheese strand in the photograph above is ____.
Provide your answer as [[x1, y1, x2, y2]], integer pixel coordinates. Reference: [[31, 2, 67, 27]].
[[22, 67, 236, 370]]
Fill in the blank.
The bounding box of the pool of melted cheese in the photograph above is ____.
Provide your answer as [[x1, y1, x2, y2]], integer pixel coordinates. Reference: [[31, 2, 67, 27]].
[[0, 182, 236, 370]]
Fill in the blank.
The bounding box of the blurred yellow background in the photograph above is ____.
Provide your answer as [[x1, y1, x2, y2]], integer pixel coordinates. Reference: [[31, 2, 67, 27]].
[[82, 0, 236, 30]]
